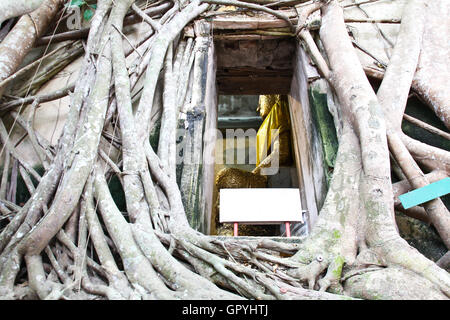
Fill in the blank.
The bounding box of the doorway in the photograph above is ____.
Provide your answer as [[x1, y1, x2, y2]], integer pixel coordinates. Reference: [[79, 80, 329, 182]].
[[211, 94, 300, 236], [182, 31, 327, 238]]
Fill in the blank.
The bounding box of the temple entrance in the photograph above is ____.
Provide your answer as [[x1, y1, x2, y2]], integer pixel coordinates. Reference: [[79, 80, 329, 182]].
[[178, 23, 329, 238]]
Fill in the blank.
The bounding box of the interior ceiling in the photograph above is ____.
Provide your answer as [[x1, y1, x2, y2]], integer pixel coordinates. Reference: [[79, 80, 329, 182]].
[[214, 38, 295, 95]]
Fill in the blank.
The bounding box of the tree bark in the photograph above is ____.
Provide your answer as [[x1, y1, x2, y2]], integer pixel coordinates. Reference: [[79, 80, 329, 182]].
[[0, 0, 44, 26], [0, 0, 65, 99]]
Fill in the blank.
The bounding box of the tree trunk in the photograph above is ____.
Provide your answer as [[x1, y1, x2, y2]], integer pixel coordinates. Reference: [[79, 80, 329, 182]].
[[0, 0, 65, 98]]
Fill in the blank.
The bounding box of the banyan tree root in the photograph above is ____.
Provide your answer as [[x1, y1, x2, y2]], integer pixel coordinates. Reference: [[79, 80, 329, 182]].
[[285, 0, 450, 298], [0, 0, 448, 300], [0, 0, 45, 26]]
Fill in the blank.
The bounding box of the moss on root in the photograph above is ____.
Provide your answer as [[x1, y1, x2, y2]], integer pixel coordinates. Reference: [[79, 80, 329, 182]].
[[309, 88, 339, 186]]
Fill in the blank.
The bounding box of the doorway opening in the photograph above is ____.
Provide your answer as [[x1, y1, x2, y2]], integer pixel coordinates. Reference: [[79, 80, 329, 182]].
[[205, 37, 306, 237], [211, 94, 300, 237]]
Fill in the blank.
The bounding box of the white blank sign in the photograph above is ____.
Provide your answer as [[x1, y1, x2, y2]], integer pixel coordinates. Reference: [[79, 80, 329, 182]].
[[220, 188, 303, 224]]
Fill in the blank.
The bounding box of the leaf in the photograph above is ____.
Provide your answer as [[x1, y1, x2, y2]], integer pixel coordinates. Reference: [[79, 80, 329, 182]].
[[83, 9, 94, 21], [68, 0, 86, 7]]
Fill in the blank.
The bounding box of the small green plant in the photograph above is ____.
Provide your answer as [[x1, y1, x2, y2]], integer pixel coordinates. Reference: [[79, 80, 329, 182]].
[[66, 0, 97, 22]]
